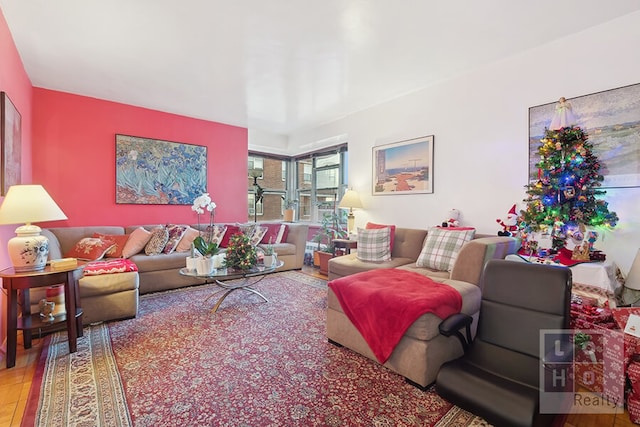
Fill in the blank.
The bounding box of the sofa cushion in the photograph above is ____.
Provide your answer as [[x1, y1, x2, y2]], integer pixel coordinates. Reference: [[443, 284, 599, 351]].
[[93, 233, 130, 258], [329, 253, 414, 278], [78, 271, 139, 298], [145, 227, 169, 255], [122, 227, 153, 258], [130, 251, 190, 273], [416, 227, 475, 271], [356, 227, 392, 262], [66, 237, 115, 261], [327, 277, 481, 342]]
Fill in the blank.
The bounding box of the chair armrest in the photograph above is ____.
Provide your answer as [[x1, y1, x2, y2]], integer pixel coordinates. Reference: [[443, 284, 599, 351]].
[[439, 313, 473, 352]]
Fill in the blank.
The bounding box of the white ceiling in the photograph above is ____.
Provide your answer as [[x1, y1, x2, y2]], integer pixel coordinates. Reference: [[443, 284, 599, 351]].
[[2, 1, 640, 136]]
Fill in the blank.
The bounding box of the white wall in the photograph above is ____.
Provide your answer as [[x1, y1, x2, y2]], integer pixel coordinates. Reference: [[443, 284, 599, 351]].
[[286, 11, 640, 275]]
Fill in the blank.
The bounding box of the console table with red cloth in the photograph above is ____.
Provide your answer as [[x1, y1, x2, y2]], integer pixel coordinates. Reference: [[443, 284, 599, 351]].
[[506, 254, 622, 306]]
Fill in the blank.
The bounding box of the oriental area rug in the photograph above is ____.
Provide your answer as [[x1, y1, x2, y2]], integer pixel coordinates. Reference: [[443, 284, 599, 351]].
[[23, 271, 489, 426]]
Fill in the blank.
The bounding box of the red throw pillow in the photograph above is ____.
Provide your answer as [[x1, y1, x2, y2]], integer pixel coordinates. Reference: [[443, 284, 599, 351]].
[[93, 233, 130, 258], [66, 237, 116, 261], [366, 222, 396, 251], [260, 223, 289, 244], [219, 225, 242, 248]]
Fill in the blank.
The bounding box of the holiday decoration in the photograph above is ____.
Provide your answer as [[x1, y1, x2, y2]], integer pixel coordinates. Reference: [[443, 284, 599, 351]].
[[521, 97, 618, 251], [223, 233, 258, 271], [496, 204, 519, 236], [441, 209, 460, 227]]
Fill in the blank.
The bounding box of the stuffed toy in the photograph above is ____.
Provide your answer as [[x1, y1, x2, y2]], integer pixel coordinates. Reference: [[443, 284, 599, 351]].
[[496, 204, 519, 236], [441, 209, 460, 227]]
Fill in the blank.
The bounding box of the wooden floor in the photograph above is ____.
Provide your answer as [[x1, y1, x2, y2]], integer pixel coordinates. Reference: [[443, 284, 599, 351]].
[[0, 265, 636, 426]]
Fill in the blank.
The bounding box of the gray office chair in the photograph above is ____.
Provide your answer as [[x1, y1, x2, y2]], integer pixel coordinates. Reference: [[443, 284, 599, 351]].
[[436, 259, 572, 427]]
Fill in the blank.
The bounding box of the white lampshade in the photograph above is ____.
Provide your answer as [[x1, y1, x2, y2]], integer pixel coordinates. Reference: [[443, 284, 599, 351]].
[[626, 249, 640, 291], [0, 185, 68, 272], [339, 189, 363, 234]]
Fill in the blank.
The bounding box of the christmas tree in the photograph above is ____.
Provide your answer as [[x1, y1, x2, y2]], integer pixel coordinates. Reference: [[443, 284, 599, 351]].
[[521, 125, 618, 250]]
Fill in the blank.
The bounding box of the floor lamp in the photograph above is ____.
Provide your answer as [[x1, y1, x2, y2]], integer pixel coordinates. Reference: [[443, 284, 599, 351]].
[[248, 168, 263, 223], [339, 189, 363, 235]]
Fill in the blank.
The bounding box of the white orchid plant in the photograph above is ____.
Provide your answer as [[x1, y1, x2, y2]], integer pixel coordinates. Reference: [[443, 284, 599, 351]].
[[191, 193, 219, 257]]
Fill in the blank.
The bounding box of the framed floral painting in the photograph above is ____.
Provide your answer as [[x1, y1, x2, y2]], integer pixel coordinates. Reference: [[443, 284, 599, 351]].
[[115, 134, 207, 204]]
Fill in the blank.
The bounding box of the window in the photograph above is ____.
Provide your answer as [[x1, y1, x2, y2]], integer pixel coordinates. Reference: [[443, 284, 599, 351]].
[[293, 145, 348, 223], [248, 155, 288, 220]]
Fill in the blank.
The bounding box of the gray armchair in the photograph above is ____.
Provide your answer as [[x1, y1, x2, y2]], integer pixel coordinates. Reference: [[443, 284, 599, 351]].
[[435, 259, 572, 427]]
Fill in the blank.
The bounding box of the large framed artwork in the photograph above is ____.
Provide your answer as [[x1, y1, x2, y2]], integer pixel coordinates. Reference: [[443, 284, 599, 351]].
[[1, 92, 22, 196], [115, 134, 207, 204], [372, 135, 434, 195], [529, 83, 640, 188]]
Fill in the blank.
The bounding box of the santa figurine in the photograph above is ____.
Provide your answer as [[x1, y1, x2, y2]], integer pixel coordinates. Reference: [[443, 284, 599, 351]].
[[442, 209, 460, 227], [496, 204, 519, 236]]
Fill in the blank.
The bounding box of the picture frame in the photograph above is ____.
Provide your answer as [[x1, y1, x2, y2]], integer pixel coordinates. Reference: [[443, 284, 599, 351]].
[[372, 135, 434, 195], [115, 134, 207, 204], [529, 83, 640, 188], [1, 91, 22, 196]]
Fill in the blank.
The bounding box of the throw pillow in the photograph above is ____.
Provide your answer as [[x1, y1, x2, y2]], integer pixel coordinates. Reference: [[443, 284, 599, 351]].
[[416, 227, 476, 272], [249, 226, 268, 246], [145, 227, 169, 256], [259, 223, 289, 244], [65, 237, 116, 261], [162, 224, 188, 254], [220, 225, 241, 248], [366, 222, 396, 251], [92, 233, 130, 258], [175, 226, 201, 252], [356, 227, 392, 262], [121, 227, 153, 258], [204, 225, 227, 246]]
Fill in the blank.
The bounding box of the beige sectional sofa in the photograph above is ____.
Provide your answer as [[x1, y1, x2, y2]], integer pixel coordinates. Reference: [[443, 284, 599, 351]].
[[33, 222, 309, 325], [326, 227, 520, 388]]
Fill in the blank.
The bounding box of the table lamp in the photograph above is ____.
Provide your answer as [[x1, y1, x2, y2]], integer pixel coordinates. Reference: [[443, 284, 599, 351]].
[[626, 249, 640, 291], [339, 189, 363, 235], [0, 185, 68, 272]]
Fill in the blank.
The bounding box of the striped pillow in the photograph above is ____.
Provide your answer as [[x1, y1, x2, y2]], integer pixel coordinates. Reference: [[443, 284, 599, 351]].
[[417, 227, 475, 271], [356, 227, 392, 262]]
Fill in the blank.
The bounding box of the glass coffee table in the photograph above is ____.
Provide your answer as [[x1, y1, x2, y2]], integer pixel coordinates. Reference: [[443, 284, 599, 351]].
[[179, 261, 284, 312]]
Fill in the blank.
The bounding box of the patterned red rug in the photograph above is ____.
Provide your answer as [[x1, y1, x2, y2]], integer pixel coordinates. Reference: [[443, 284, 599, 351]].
[[24, 271, 488, 426]]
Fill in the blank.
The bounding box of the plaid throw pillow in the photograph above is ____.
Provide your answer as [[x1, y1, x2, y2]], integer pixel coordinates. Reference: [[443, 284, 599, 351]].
[[356, 227, 392, 262], [416, 227, 475, 271]]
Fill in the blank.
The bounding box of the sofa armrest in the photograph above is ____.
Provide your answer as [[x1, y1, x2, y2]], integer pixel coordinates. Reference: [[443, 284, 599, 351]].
[[284, 223, 309, 268], [450, 236, 520, 288]]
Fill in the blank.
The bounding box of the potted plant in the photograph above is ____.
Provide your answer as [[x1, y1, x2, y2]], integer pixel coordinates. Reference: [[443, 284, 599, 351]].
[[263, 237, 277, 267], [190, 193, 221, 274], [313, 210, 348, 274], [282, 197, 298, 222]]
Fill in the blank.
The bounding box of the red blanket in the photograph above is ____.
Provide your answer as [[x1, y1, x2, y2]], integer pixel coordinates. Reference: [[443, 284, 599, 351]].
[[328, 269, 462, 363]]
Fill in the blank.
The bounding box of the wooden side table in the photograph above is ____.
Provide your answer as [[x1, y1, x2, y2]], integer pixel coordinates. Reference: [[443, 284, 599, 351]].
[[333, 238, 358, 256], [1, 264, 84, 368]]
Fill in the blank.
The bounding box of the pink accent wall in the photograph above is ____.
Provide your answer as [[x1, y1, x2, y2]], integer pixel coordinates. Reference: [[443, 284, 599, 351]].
[[0, 8, 34, 352], [32, 88, 248, 227]]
